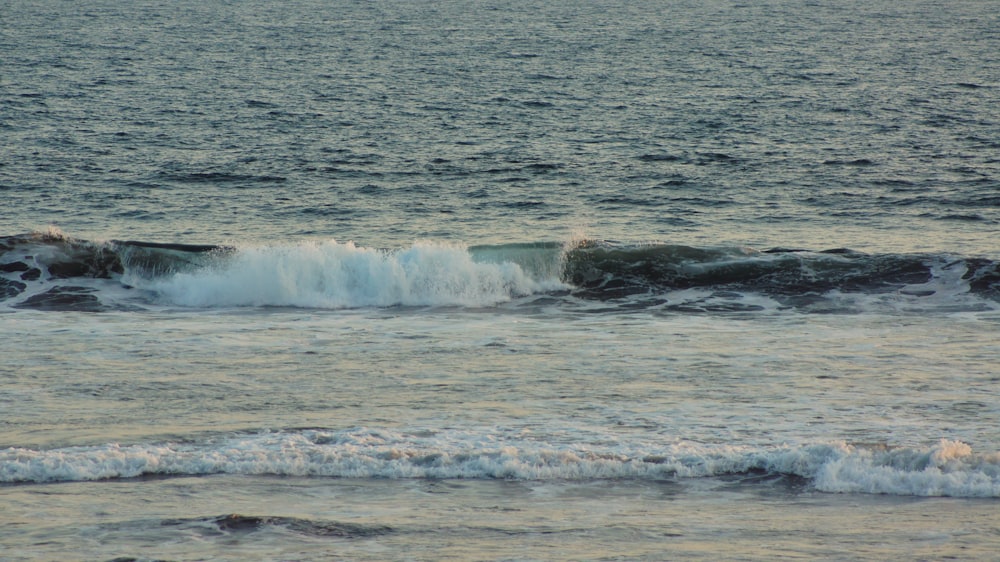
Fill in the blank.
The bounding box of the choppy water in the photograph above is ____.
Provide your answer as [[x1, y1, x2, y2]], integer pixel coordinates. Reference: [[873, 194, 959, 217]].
[[2, 0, 1000, 560]]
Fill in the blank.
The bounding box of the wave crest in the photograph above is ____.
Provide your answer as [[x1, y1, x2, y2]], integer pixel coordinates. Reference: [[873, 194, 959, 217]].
[[3, 431, 998, 497], [134, 240, 565, 308], [3, 232, 999, 312]]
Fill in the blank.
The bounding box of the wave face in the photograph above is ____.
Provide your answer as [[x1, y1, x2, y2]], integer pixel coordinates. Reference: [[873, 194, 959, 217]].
[[3, 430, 998, 497], [2, 231, 998, 312], [566, 241, 1000, 300], [140, 240, 567, 309], [0, 232, 568, 310]]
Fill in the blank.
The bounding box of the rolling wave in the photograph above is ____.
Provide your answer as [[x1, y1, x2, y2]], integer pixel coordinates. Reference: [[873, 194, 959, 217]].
[[2, 429, 998, 497], [1, 230, 998, 312]]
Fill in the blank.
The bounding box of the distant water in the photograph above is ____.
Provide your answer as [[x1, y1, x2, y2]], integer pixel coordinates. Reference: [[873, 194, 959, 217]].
[[2, 0, 999, 560]]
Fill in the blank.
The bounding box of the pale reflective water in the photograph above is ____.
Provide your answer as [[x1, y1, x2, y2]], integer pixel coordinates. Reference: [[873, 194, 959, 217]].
[[3, 307, 1000, 558], [4, 476, 999, 561]]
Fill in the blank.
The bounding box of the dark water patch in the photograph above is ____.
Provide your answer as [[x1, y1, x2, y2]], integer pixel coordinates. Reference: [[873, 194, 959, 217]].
[[159, 171, 288, 185], [923, 113, 971, 127], [695, 152, 741, 165], [963, 259, 1000, 300], [527, 73, 568, 81], [893, 194, 1000, 209], [315, 166, 380, 178], [48, 260, 101, 278], [946, 166, 988, 177], [563, 242, 940, 301], [899, 289, 935, 297], [656, 216, 700, 228], [966, 195, 1000, 207], [476, 165, 522, 175], [0, 278, 27, 300], [13, 286, 107, 312], [502, 200, 546, 209], [0, 234, 124, 279], [523, 162, 563, 172], [20, 268, 42, 280], [0, 261, 30, 273], [822, 158, 876, 166], [118, 240, 222, 254], [465, 188, 493, 199], [658, 179, 690, 187], [597, 196, 654, 206], [663, 300, 768, 314], [934, 213, 988, 222], [299, 205, 366, 217], [666, 196, 731, 207], [163, 514, 393, 538], [639, 153, 683, 162], [109, 207, 167, 221], [717, 471, 812, 495], [357, 183, 382, 194], [878, 179, 918, 190], [0, 233, 228, 288]]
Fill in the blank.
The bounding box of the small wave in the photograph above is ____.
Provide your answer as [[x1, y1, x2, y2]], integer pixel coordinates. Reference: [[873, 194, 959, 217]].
[[2, 430, 998, 497]]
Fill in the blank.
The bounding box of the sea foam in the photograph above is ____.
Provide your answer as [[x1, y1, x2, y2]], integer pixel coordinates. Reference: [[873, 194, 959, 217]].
[[3, 431, 998, 497]]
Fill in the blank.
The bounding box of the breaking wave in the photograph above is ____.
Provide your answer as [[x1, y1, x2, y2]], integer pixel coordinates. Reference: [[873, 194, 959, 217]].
[[3, 429, 998, 497], [1, 230, 998, 312]]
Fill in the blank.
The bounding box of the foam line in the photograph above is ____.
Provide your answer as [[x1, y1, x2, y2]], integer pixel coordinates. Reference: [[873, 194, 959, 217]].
[[3, 431, 998, 497]]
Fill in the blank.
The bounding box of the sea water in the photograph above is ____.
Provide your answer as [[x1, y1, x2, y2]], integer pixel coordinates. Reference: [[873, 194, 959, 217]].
[[2, 0, 999, 560]]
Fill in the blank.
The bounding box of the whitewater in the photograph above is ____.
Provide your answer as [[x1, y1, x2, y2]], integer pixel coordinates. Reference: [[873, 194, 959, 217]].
[[6, 430, 1000, 498]]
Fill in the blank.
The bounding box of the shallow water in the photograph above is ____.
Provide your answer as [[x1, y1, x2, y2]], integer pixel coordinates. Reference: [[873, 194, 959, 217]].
[[4, 476, 999, 561], [3, 306, 999, 558]]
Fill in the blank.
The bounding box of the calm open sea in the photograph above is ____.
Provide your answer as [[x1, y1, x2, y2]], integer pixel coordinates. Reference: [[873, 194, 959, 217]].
[[2, 0, 999, 560]]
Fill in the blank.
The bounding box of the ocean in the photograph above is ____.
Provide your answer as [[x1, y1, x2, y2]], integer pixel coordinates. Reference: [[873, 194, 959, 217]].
[[2, 0, 999, 560]]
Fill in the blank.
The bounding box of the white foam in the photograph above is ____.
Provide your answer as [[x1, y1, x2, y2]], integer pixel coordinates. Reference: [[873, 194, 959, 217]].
[[813, 439, 1000, 496], [128, 240, 566, 309], [3, 430, 998, 497]]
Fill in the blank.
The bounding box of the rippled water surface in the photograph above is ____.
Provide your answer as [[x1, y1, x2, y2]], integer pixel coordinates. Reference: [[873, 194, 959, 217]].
[[4, 0, 998, 250], [2, 0, 999, 560]]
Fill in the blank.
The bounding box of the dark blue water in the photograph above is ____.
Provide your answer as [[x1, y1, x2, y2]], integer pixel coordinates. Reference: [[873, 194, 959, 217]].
[[3, 0, 998, 250]]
